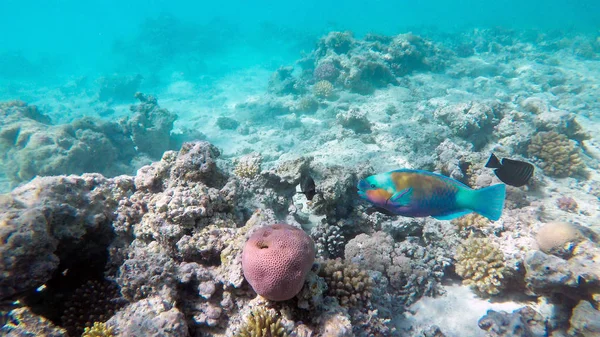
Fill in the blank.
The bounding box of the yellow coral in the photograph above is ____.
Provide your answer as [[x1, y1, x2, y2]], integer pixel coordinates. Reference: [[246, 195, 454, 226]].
[[455, 236, 507, 296], [317, 258, 373, 306], [528, 131, 585, 178], [452, 213, 490, 232], [235, 308, 289, 337], [81, 322, 114, 337], [313, 80, 334, 98], [234, 153, 262, 179]]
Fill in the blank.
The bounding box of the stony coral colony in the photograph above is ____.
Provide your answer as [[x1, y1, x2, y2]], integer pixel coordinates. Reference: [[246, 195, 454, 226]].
[[1, 26, 600, 337]]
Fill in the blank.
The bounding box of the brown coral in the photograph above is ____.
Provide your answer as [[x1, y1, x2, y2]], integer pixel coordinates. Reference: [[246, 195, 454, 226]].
[[527, 131, 585, 178], [455, 236, 507, 296], [61, 279, 125, 336], [452, 213, 490, 232], [235, 308, 290, 337], [317, 258, 373, 307]]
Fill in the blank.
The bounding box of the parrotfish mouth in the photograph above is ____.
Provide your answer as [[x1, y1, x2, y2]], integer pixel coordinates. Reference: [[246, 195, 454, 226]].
[[356, 179, 370, 199]]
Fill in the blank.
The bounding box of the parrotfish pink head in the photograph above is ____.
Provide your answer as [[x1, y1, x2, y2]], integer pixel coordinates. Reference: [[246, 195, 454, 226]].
[[357, 169, 506, 221]]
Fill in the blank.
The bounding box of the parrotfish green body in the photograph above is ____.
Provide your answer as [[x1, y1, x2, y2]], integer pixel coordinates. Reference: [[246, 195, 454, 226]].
[[357, 169, 506, 221]]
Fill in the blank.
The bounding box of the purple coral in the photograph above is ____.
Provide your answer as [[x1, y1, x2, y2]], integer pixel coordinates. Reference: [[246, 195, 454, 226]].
[[313, 62, 340, 82], [556, 196, 578, 213]]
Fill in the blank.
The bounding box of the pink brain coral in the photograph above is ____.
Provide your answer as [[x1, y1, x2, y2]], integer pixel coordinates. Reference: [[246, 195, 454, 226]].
[[241, 223, 316, 301]]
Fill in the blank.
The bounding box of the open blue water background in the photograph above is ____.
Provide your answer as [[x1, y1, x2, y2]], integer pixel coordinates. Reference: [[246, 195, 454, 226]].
[[1, 0, 598, 84]]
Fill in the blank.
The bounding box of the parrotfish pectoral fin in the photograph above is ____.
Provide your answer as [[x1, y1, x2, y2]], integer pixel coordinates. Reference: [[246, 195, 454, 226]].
[[433, 210, 473, 221], [389, 188, 413, 207], [460, 184, 506, 221]]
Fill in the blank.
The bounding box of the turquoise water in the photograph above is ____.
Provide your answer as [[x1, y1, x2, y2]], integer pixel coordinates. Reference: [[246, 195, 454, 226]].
[[1, 0, 598, 82]]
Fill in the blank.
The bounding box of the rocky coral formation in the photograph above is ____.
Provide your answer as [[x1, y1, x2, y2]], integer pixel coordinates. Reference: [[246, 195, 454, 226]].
[[0, 307, 67, 337], [234, 308, 290, 337], [317, 258, 373, 307], [61, 279, 125, 336], [0, 173, 132, 300], [0, 94, 180, 189], [233, 153, 262, 179], [454, 236, 508, 296], [313, 79, 334, 98], [535, 222, 587, 258], [478, 306, 548, 337], [527, 131, 585, 178], [433, 101, 501, 149], [106, 296, 188, 337], [344, 229, 454, 306], [297, 31, 449, 94]]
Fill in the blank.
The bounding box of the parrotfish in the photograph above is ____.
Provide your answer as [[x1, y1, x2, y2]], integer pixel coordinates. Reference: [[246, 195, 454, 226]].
[[357, 169, 506, 221]]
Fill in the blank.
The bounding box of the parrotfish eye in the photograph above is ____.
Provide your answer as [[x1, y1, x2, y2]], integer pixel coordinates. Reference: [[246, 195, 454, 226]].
[[370, 184, 376, 188]]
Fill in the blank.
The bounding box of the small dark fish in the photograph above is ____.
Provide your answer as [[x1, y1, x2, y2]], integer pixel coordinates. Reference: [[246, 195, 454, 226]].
[[485, 153, 534, 187], [299, 175, 317, 200]]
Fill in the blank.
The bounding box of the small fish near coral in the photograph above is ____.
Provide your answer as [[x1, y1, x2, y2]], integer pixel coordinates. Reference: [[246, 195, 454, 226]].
[[297, 174, 317, 200], [485, 153, 534, 187], [357, 169, 506, 221]]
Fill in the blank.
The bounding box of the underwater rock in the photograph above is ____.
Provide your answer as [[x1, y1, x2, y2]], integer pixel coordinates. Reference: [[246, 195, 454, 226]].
[[0, 174, 132, 300], [123, 92, 178, 158], [433, 101, 501, 149], [268, 66, 306, 96], [106, 296, 189, 337], [335, 108, 372, 134], [524, 245, 600, 302], [0, 307, 67, 337], [568, 300, 600, 336], [478, 306, 547, 337], [215, 116, 239, 130], [0, 96, 181, 189]]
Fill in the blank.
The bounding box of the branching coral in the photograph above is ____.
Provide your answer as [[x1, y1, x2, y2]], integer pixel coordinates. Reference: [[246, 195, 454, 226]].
[[455, 236, 507, 296], [527, 131, 585, 178], [235, 308, 290, 337], [234, 153, 262, 179], [313, 80, 334, 98], [82, 322, 115, 337], [452, 213, 490, 233], [317, 258, 373, 307]]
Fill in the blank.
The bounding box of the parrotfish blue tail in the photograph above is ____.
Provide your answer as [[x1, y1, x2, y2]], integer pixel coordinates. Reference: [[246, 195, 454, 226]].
[[458, 184, 506, 221]]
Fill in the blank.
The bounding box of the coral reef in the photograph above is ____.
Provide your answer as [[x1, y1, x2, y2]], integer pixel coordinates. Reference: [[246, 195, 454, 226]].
[[234, 153, 262, 179], [241, 223, 316, 301], [454, 236, 508, 296], [216, 116, 240, 130], [313, 80, 334, 98], [106, 296, 188, 337], [451, 213, 490, 233], [527, 131, 585, 178], [535, 222, 586, 258], [478, 306, 547, 337], [0, 94, 180, 189], [317, 258, 373, 307], [234, 308, 290, 337], [556, 196, 578, 213], [0, 307, 67, 337], [61, 279, 124, 336]]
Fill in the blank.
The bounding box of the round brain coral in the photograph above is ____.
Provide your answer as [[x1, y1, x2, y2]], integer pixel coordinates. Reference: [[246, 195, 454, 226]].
[[242, 223, 316, 301]]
